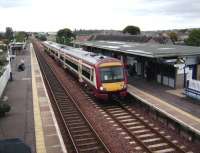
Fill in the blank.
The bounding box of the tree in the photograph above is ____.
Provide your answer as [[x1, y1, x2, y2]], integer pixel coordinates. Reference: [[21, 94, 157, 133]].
[[5, 27, 14, 41], [35, 33, 47, 41], [168, 32, 178, 44], [185, 29, 200, 46], [0, 33, 5, 40], [56, 28, 74, 45], [38, 35, 47, 41], [122, 25, 141, 35], [15, 31, 28, 42]]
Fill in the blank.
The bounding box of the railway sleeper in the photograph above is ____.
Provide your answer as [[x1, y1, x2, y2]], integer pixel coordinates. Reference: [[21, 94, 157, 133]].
[[63, 113, 79, 117], [62, 111, 77, 114], [137, 133, 155, 138], [132, 129, 150, 134], [60, 107, 76, 110], [124, 121, 140, 126], [152, 147, 175, 153], [142, 138, 162, 144], [129, 125, 145, 130], [71, 129, 90, 133], [76, 137, 96, 142], [79, 146, 103, 152], [116, 115, 132, 119], [65, 116, 80, 120], [120, 118, 136, 122], [70, 126, 88, 131], [77, 141, 98, 147], [67, 121, 85, 126], [73, 132, 93, 138], [68, 119, 83, 124]]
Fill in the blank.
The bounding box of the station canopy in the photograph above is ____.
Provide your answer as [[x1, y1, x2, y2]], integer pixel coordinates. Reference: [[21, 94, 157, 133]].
[[74, 40, 200, 58]]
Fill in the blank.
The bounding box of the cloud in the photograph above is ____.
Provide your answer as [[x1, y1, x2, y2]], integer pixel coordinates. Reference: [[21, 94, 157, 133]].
[[128, 0, 200, 19], [0, 0, 199, 31], [0, 0, 30, 8]]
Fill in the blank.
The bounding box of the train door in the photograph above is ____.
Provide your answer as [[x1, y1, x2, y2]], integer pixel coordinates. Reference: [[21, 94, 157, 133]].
[[78, 60, 83, 82]]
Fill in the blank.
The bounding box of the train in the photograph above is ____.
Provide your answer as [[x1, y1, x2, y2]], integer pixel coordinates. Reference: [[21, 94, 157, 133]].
[[42, 41, 127, 100]]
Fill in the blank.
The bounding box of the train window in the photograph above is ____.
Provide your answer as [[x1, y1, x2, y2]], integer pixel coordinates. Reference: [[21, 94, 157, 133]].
[[90, 69, 94, 81], [82, 65, 90, 79], [60, 55, 64, 61], [100, 66, 124, 83], [65, 58, 78, 71]]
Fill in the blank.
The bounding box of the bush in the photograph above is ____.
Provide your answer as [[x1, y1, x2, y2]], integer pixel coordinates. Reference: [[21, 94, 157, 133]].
[[0, 66, 5, 76], [0, 103, 11, 116]]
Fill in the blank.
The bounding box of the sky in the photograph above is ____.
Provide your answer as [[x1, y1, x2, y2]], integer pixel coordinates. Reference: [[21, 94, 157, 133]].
[[0, 0, 199, 32]]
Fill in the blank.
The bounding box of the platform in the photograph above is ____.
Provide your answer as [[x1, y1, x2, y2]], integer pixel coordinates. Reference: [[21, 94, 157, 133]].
[[0, 43, 66, 153], [128, 77, 200, 137], [31, 43, 66, 153]]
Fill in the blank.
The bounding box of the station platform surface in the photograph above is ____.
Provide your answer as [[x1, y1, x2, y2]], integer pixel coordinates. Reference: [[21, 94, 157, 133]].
[[31, 43, 66, 153], [0, 46, 35, 152], [0, 44, 66, 153], [128, 77, 200, 136]]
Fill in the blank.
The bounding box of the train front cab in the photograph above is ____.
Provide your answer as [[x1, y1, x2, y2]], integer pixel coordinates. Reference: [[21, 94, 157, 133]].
[[95, 61, 127, 100]]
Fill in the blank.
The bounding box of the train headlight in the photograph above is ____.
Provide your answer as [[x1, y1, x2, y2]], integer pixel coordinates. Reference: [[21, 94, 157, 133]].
[[123, 84, 127, 89], [100, 86, 104, 91]]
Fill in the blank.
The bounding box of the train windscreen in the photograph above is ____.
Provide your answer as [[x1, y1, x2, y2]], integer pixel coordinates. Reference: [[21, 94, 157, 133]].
[[100, 66, 124, 83]]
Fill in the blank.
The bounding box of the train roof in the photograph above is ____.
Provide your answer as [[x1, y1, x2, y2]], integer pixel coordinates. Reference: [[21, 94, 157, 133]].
[[43, 41, 119, 65]]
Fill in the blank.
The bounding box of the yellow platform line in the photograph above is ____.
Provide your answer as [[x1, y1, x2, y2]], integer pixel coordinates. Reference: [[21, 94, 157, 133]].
[[128, 85, 200, 134], [31, 44, 47, 153]]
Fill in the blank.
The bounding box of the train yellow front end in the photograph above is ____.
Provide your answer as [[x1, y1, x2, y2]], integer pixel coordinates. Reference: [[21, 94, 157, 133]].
[[95, 60, 127, 100]]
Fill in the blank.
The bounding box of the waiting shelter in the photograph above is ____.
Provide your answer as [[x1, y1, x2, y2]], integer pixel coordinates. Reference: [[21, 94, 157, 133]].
[[9, 42, 25, 56]]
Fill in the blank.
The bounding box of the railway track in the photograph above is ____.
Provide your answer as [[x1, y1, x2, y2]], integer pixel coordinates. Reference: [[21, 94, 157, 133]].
[[32, 40, 195, 153], [100, 99, 192, 153], [32, 40, 111, 153]]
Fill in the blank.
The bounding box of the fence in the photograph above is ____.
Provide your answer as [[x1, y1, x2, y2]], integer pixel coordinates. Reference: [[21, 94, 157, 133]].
[[185, 79, 200, 100], [0, 63, 11, 98]]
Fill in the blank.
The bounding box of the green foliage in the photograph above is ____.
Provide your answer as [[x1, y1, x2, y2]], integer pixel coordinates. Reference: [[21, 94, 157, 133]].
[[56, 28, 74, 45], [0, 103, 11, 116], [0, 45, 8, 68], [2, 39, 9, 45], [35, 33, 47, 41], [185, 29, 200, 46], [0, 65, 5, 76], [5, 27, 14, 41], [122, 25, 141, 35], [39, 35, 47, 41], [37, 35, 47, 41], [0, 57, 8, 66], [0, 33, 5, 40], [15, 31, 28, 42], [0, 44, 7, 51], [168, 32, 178, 44]]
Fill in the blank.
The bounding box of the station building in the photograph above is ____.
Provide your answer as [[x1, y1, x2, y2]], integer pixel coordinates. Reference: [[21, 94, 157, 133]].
[[9, 42, 25, 56], [73, 40, 200, 89]]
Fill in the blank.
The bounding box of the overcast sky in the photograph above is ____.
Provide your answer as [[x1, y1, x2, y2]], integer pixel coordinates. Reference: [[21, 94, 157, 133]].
[[0, 0, 199, 32]]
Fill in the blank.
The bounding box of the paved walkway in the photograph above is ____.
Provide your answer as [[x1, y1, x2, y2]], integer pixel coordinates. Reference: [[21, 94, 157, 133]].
[[128, 77, 200, 136], [0, 45, 35, 152], [128, 77, 200, 118]]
